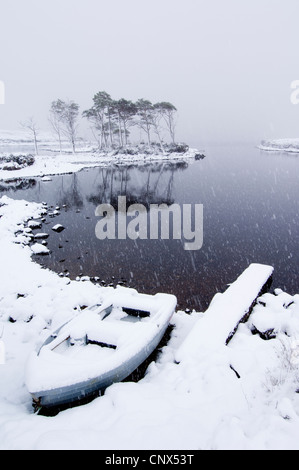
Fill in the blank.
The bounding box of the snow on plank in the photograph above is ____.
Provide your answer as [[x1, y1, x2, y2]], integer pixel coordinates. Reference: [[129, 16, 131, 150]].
[[176, 263, 274, 363]]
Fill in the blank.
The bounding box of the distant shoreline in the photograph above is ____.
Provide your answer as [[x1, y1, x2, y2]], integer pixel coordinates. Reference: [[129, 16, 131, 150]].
[[258, 138, 299, 154]]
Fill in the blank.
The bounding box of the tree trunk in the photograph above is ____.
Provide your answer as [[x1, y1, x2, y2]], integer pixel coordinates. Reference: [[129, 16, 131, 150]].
[[58, 130, 62, 154], [107, 110, 113, 148], [123, 121, 128, 147], [33, 131, 39, 156], [170, 127, 175, 144], [72, 134, 76, 153], [146, 122, 151, 148], [118, 114, 123, 147], [155, 128, 165, 154]]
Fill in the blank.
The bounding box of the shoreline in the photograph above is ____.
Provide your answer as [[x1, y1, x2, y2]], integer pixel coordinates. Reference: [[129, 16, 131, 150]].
[[258, 138, 299, 154], [1, 143, 299, 449], [1, 197, 299, 449], [0, 146, 204, 181]]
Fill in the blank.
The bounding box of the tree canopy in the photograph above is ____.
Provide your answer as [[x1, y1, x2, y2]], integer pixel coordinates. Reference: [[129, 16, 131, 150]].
[[83, 92, 177, 150], [49, 92, 178, 153]]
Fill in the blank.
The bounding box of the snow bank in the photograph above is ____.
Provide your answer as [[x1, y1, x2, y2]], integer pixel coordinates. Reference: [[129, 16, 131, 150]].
[[1, 196, 299, 450]]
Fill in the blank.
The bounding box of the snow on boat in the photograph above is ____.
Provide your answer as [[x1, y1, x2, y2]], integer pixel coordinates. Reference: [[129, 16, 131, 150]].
[[25, 289, 177, 409]]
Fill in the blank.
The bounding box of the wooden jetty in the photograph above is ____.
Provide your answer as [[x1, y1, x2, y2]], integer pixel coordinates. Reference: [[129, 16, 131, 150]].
[[175, 263, 274, 363]]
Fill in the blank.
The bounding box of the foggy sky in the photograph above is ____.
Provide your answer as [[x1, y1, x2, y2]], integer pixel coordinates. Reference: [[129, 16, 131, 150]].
[[0, 0, 298, 145]]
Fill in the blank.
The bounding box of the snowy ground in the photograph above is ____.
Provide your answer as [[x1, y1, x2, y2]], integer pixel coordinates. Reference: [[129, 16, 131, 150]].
[[0, 129, 202, 180], [0, 149, 202, 181], [259, 139, 299, 154], [0, 148, 200, 181], [1, 196, 299, 450]]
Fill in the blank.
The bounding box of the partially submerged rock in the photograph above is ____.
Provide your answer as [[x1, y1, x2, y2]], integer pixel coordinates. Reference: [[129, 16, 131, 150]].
[[28, 220, 42, 229], [52, 224, 65, 233], [34, 233, 49, 240], [31, 243, 50, 255]]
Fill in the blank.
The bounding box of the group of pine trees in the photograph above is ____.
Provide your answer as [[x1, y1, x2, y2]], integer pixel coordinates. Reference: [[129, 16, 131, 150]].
[[49, 92, 178, 154]]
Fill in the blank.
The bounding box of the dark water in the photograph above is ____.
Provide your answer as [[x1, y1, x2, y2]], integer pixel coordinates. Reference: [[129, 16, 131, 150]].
[[1, 142, 299, 311]]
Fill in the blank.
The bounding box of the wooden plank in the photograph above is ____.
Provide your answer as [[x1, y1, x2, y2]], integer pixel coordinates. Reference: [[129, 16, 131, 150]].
[[175, 264, 274, 363]]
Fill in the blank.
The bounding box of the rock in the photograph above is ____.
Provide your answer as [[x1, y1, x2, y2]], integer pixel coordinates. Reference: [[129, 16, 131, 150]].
[[34, 233, 49, 240], [166, 143, 189, 154], [52, 224, 65, 233], [0, 154, 35, 171], [2, 162, 22, 171], [28, 220, 42, 229], [194, 153, 205, 160], [31, 243, 50, 255]]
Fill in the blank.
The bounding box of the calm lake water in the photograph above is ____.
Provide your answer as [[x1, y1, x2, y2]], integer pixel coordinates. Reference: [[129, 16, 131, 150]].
[[1, 142, 299, 311]]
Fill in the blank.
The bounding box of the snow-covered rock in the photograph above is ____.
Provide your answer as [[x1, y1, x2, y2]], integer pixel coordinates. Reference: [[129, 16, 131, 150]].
[[31, 243, 50, 255], [52, 224, 65, 233], [33, 233, 49, 240], [28, 220, 42, 229]]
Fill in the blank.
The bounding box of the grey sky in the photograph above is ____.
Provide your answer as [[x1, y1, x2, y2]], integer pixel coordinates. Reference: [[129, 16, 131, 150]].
[[0, 0, 298, 145]]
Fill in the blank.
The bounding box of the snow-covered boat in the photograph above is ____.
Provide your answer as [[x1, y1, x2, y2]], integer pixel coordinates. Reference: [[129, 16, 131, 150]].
[[25, 289, 177, 409]]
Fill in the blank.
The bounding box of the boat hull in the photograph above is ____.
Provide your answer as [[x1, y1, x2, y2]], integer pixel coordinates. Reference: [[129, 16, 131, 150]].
[[28, 291, 177, 410], [32, 320, 169, 409]]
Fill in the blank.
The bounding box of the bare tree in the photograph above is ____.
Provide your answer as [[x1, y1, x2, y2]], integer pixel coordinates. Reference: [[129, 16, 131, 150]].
[[152, 104, 167, 154], [83, 105, 105, 150], [136, 99, 154, 148], [61, 100, 80, 153], [49, 99, 65, 154], [114, 99, 137, 147], [156, 102, 177, 143], [83, 92, 114, 150], [20, 117, 39, 155]]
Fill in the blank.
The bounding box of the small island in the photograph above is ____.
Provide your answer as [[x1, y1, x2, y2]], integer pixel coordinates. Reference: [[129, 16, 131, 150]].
[[259, 138, 299, 154], [0, 91, 204, 179]]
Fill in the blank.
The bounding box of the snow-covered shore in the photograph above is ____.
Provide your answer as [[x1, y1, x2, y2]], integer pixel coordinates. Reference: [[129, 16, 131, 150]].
[[0, 148, 202, 181], [1, 196, 299, 450], [259, 139, 299, 154], [0, 128, 204, 181]]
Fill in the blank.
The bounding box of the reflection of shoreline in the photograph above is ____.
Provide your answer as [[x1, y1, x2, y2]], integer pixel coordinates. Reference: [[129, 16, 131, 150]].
[[0, 178, 37, 192]]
